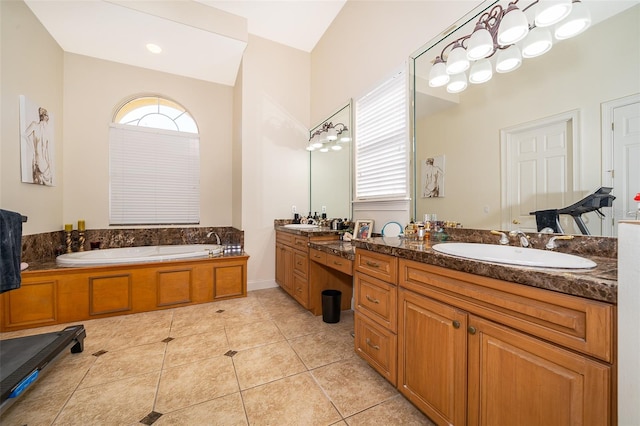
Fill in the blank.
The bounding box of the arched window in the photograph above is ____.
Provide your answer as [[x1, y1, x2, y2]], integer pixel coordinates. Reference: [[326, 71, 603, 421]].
[[109, 96, 200, 225]]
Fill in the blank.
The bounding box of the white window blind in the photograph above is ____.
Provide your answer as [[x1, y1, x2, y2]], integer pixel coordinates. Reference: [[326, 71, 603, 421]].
[[109, 124, 200, 225], [355, 69, 409, 200]]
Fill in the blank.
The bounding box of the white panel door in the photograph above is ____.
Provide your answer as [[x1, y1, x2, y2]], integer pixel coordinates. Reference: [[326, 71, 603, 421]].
[[611, 102, 640, 235], [503, 119, 572, 232]]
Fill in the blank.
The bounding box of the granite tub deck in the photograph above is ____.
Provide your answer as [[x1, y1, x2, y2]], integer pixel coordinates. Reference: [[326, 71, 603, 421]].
[[350, 237, 616, 304]]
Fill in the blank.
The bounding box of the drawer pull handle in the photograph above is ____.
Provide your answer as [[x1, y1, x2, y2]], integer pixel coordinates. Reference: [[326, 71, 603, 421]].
[[452, 320, 461, 329], [365, 261, 380, 268], [297, 261, 303, 265], [333, 261, 343, 266], [468, 326, 477, 335], [296, 242, 305, 246], [314, 254, 322, 259], [365, 338, 380, 350], [365, 295, 380, 304]]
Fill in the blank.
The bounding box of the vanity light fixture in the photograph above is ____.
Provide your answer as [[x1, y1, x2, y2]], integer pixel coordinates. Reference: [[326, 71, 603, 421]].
[[306, 122, 350, 151], [427, 0, 591, 92]]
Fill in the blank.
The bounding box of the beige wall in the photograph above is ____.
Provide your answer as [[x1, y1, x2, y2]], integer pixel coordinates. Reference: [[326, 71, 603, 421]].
[[240, 35, 310, 288], [310, 0, 482, 124], [1, 0, 64, 235], [415, 7, 640, 231], [62, 53, 234, 229]]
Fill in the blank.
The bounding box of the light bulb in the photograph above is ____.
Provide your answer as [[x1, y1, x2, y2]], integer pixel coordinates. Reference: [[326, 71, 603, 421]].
[[535, 0, 572, 27], [496, 45, 522, 73], [469, 59, 493, 84], [497, 4, 529, 45], [447, 72, 468, 94], [554, 1, 590, 40], [467, 24, 494, 60], [429, 57, 450, 87], [445, 43, 470, 75], [522, 26, 553, 58]]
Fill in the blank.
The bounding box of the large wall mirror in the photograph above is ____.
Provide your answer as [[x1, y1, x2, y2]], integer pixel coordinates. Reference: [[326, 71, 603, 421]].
[[411, 0, 639, 236], [309, 101, 353, 219]]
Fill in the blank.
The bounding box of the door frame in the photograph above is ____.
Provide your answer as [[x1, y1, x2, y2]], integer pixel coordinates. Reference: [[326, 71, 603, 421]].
[[601, 93, 640, 237], [500, 110, 581, 231]]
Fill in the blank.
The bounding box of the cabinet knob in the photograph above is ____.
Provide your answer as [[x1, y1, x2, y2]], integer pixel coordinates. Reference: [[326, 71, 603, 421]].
[[468, 326, 477, 335], [365, 338, 380, 350], [452, 320, 461, 329], [365, 295, 380, 304]]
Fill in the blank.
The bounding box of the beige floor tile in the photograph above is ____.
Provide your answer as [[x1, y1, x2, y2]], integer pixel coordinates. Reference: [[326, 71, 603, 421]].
[[234, 341, 307, 390], [164, 328, 230, 368], [330, 310, 355, 334], [169, 310, 226, 338], [155, 356, 239, 413], [273, 311, 332, 339], [225, 320, 285, 351], [289, 330, 355, 369], [105, 310, 173, 350], [312, 357, 398, 418], [54, 371, 159, 425], [242, 372, 342, 426], [154, 392, 248, 425], [0, 389, 71, 426], [79, 341, 166, 388], [345, 394, 434, 425]]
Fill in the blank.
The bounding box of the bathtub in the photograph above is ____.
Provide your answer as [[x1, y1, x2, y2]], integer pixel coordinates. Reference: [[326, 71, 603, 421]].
[[55, 244, 223, 267]]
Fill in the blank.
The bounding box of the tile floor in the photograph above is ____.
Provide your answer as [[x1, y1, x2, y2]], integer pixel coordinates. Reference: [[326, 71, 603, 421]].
[[0, 287, 434, 425]]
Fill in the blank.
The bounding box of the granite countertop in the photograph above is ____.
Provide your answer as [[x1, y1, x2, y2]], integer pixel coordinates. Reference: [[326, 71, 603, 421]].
[[308, 240, 355, 261], [275, 225, 343, 237], [350, 237, 617, 304]]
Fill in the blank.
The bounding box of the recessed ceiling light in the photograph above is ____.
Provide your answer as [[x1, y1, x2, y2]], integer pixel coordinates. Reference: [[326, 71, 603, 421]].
[[146, 43, 162, 54]]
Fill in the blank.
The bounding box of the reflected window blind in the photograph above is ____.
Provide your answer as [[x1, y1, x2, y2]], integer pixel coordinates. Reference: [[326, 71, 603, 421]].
[[109, 124, 200, 225], [355, 69, 409, 200]]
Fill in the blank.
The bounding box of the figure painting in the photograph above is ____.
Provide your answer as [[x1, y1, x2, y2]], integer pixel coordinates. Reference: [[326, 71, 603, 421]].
[[421, 155, 445, 198], [20, 95, 55, 186]]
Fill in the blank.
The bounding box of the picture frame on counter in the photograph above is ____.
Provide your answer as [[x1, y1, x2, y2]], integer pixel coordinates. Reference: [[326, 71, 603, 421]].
[[354, 219, 374, 239]]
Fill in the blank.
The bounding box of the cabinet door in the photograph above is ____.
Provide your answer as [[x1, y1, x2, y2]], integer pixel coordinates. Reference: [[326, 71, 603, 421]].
[[276, 244, 293, 294], [398, 289, 467, 426], [467, 315, 611, 426], [275, 243, 286, 286]]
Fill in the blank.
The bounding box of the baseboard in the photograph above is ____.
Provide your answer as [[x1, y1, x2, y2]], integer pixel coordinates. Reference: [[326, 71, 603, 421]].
[[248, 279, 278, 292]]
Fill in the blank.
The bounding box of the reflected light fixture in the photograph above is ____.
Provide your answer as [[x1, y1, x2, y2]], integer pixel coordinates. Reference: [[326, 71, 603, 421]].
[[426, 0, 590, 94], [306, 122, 350, 152]]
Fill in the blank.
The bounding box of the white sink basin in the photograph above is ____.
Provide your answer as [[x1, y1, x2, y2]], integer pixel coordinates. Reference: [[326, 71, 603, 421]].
[[432, 243, 596, 269], [283, 224, 319, 230]]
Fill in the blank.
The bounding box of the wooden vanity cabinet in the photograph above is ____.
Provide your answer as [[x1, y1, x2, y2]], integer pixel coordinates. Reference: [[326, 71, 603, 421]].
[[397, 259, 614, 426], [354, 249, 399, 385], [275, 230, 338, 310]]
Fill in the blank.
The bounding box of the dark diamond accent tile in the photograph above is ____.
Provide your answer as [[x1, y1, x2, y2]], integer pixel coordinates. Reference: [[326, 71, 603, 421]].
[[161, 337, 174, 343], [92, 349, 108, 357], [140, 411, 163, 425], [216, 309, 225, 313], [224, 350, 238, 357]]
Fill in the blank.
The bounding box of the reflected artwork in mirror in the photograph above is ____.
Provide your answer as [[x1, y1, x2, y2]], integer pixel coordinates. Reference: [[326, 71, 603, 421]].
[[411, 0, 640, 237], [309, 101, 353, 219]]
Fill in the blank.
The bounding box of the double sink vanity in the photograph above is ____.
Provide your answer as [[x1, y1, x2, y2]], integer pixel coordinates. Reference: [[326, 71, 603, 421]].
[[274, 222, 617, 425]]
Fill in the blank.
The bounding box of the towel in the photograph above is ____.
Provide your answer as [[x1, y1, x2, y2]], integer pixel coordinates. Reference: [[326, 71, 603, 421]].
[[0, 209, 23, 294]]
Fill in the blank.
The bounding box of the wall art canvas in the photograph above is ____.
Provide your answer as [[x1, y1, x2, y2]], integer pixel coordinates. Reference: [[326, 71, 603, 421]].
[[421, 155, 445, 198], [20, 95, 55, 186]]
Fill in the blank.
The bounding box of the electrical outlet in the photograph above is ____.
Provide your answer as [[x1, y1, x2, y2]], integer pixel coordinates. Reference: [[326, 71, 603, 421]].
[[292, 205, 297, 214], [322, 206, 326, 213]]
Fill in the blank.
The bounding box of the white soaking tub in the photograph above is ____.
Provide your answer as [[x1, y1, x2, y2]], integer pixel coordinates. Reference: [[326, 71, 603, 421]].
[[55, 244, 223, 267]]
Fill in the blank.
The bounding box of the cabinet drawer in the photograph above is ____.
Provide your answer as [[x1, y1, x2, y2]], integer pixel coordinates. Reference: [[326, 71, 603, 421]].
[[326, 253, 353, 276], [292, 251, 308, 278], [293, 236, 309, 251], [309, 248, 327, 264], [399, 260, 614, 362], [355, 312, 397, 386], [355, 272, 397, 332], [292, 274, 309, 308], [355, 249, 397, 283], [276, 231, 294, 246]]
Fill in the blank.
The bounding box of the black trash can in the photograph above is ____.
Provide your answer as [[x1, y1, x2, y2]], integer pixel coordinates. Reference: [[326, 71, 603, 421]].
[[322, 290, 342, 323]]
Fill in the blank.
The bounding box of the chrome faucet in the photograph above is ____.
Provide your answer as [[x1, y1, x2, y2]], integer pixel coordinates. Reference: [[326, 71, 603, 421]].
[[509, 230, 530, 248], [545, 235, 574, 250], [206, 231, 221, 245], [490, 230, 509, 245]]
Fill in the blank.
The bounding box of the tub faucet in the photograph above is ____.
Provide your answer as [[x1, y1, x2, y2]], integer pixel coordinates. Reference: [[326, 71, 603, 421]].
[[545, 235, 574, 250], [509, 230, 530, 248], [207, 231, 221, 245], [490, 230, 509, 245]]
